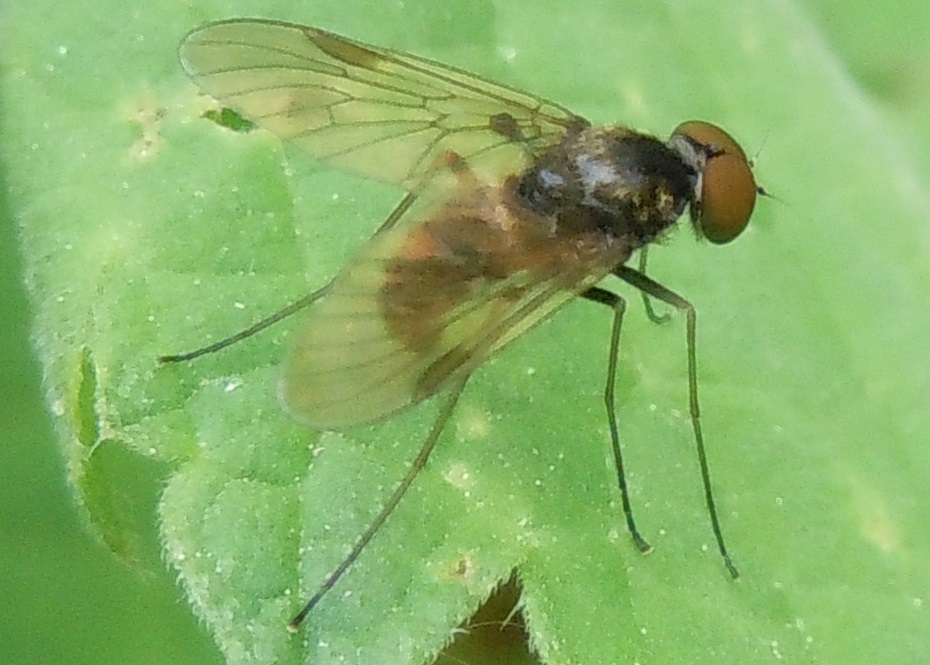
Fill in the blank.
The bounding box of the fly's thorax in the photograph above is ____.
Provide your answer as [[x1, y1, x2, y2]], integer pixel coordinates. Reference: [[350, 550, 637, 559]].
[[514, 125, 696, 250]]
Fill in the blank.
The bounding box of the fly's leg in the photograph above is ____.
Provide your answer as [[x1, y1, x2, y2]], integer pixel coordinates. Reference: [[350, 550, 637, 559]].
[[157, 191, 419, 363], [614, 265, 739, 579], [288, 372, 471, 631], [636, 247, 670, 324], [157, 149, 474, 363], [581, 286, 652, 553]]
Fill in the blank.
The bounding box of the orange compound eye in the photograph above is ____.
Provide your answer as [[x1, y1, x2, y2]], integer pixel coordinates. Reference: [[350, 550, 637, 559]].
[[673, 121, 757, 244]]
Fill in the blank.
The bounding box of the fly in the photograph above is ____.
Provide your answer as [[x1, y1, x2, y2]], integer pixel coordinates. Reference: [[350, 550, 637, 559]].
[[163, 18, 762, 631]]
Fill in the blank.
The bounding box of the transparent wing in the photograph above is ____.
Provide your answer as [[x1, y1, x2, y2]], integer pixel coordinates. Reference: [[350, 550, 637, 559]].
[[278, 192, 619, 430], [179, 18, 584, 189]]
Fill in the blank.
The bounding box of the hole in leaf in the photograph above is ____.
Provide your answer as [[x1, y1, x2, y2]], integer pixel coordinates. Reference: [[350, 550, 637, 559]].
[[203, 107, 257, 133], [434, 574, 539, 665]]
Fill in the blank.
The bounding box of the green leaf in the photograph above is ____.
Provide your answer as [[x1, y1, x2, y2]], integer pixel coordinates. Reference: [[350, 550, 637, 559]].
[[5, 1, 930, 665]]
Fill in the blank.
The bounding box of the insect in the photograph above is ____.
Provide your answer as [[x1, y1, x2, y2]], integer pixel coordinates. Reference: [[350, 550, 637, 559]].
[[165, 18, 761, 631]]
